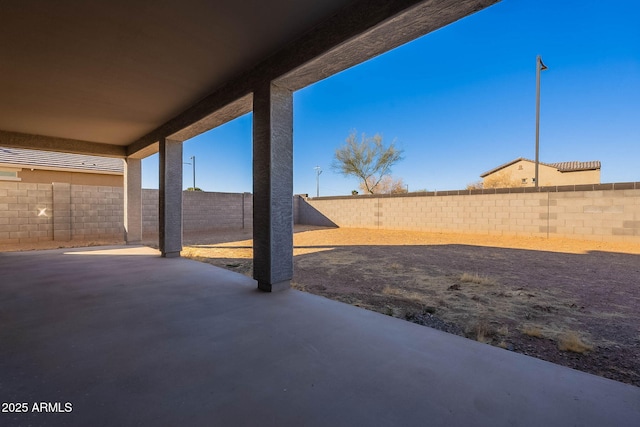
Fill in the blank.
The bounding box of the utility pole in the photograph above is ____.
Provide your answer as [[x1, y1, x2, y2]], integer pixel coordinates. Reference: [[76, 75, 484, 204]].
[[535, 55, 548, 188], [184, 155, 196, 190], [191, 155, 196, 190], [314, 166, 322, 197]]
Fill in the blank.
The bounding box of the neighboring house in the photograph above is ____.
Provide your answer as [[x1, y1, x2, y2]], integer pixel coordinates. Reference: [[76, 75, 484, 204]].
[[480, 157, 601, 188], [0, 147, 123, 186]]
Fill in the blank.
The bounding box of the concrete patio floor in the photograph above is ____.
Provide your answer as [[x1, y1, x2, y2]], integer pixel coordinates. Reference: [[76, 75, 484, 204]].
[[1, 246, 638, 426]]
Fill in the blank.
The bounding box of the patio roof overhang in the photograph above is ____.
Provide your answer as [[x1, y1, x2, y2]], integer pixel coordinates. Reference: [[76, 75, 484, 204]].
[[0, 0, 499, 158]]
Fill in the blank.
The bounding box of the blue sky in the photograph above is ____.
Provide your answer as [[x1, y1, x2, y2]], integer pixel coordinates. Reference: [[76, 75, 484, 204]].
[[142, 0, 640, 195]]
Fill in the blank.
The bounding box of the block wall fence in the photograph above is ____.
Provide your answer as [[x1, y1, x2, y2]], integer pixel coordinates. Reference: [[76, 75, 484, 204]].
[[0, 182, 123, 244], [1, 182, 54, 243], [142, 189, 252, 235], [3, 181, 640, 245], [0, 182, 253, 244], [296, 183, 640, 243]]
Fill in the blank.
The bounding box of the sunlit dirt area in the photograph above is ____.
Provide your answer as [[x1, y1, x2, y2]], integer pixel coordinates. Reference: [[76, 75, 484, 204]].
[[182, 226, 640, 387]]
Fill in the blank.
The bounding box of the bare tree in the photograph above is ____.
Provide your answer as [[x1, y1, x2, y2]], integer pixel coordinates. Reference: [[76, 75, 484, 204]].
[[483, 170, 521, 189], [359, 175, 407, 194], [332, 131, 404, 194], [466, 180, 483, 190]]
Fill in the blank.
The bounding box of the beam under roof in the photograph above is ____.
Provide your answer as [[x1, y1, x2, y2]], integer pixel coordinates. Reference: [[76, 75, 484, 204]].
[[1, 0, 499, 158], [0, 130, 126, 158], [127, 0, 499, 157]]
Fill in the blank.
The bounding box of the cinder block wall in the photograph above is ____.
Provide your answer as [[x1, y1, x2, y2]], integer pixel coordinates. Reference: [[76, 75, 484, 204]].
[[52, 182, 71, 241], [299, 183, 640, 243], [142, 189, 159, 235], [0, 182, 53, 243], [6, 181, 637, 245], [142, 190, 254, 235], [242, 193, 253, 229], [0, 182, 125, 244], [183, 191, 244, 230], [70, 184, 124, 241], [2, 184, 257, 244]]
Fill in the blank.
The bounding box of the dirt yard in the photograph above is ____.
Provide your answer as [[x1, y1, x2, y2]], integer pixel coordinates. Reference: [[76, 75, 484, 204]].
[[181, 226, 640, 387]]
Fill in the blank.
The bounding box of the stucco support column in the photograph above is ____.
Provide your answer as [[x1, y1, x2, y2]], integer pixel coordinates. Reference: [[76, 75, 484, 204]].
[[252, 82, 293, 292], [124, 158, 142, 244], [159, 138, 183, 258]]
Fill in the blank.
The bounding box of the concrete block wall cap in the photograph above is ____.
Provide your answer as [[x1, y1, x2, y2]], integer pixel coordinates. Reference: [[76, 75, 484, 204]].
[[593, 184, 614, 190], [612, 182, 636, 190]]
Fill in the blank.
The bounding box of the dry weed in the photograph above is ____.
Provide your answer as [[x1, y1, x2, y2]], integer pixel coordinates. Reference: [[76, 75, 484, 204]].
[[496, 325, 509, 336], [558, 332, 593, 353], [291, 281, 306, 291], [470, 319, 492, 343], [389, 263, 402, 272], [381, 285, 429, 307], [522, 325, 544, 338], [460, 272, 496, 286]]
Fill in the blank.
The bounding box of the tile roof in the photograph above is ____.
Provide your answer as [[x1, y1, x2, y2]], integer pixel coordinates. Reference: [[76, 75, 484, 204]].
[[481, 157, 600, 177], [0, 147, 123, 174], [547, 161, 601, 172]]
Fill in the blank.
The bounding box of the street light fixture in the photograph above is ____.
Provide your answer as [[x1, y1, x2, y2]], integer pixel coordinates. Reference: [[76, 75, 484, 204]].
[[314, 166, 322, 197], [184, 155, 196, 190], [535, 55, 548, 188]]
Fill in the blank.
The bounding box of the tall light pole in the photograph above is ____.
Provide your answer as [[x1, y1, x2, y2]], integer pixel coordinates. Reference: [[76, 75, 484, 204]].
[[184, 155, 196, 190], [191, 155, 196, 190], [314, 166, 322, 197], [535, 55, 548, 188]]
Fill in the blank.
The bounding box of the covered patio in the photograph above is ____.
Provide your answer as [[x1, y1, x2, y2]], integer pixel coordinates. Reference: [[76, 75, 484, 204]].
[[2, 1, 639, 425], [0, 0, 506, 291], [1, 246, 639, 426]]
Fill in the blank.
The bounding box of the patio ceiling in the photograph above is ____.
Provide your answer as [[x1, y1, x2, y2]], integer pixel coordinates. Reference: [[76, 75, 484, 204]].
[[0, 0, 499, 158]]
